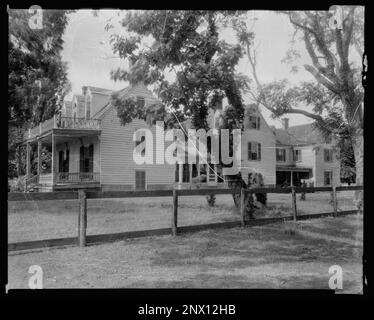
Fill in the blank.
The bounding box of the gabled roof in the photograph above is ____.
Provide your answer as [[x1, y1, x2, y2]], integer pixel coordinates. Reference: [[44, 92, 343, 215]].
[[93, 83, 161, 119], [273, 123, 327, 146], [85, 86, 113, 95], [273, 128, 298, 145]]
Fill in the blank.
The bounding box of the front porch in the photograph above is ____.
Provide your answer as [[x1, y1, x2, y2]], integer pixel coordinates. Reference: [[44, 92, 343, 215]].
[[174, 163, 226, 189], [276, 165, 312, 187], [22, 115, 102, 192]]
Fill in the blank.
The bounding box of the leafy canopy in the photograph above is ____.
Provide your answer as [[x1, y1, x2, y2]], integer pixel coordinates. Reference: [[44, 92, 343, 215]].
[[108, 10, 250, 131]]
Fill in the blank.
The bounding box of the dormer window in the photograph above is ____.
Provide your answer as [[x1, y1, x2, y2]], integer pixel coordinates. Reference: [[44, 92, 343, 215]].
[[248, 115, 260, 130]]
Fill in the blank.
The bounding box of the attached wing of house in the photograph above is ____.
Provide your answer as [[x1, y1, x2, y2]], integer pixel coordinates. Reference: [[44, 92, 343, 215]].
[[272, 122, 340, 187]]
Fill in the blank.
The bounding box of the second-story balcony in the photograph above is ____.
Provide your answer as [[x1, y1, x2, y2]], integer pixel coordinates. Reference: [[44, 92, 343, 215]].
[[24, 115, 102, 141]]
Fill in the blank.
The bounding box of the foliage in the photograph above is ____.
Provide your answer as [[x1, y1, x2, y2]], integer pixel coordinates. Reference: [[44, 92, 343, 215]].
[[108, 10, 249, 131], [8, 9, 72, 177]]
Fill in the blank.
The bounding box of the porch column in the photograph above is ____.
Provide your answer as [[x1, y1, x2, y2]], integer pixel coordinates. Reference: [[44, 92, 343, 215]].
[[37, 139, 41, 176], [178, 163, 183, 185], [189, 164, 193, 184], [290, 171, 293, 187], [197, 163, 201, 178], [26, 143, 31, 177], [51, 133, 55, 185]]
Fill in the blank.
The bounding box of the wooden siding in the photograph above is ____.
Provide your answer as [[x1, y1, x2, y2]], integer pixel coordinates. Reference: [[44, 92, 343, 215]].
[[293, 145, 316, 180], [276, 146, 294, 166], [100, 108, 175, 187], [55, 136, 100, 175], [314, 144, 340, 186], [241, 128, 276, 185]]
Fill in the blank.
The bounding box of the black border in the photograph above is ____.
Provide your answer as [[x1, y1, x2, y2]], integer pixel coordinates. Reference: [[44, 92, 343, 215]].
[[2, 1, 372, 307]]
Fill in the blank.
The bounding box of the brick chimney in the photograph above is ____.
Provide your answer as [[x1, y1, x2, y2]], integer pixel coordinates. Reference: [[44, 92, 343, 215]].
[[282, 118, 289, 130]]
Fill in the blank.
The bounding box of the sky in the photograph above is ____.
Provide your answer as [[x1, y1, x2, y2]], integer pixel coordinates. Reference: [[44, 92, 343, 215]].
[[60, 10, 323, 128]]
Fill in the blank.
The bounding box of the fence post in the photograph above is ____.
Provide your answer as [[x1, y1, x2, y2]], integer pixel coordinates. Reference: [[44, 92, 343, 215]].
[[291, 187, 297, 222], [172, 188, 178, 236], [240, 188, 246, 227], [78, 190, 87, 247], [332, 185, 338, 217]]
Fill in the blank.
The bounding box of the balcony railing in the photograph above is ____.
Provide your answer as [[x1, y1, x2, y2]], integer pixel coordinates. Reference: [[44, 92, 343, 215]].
[[55, 172, 100, 184], [58, 117, 101, 130], [24, 115, 102, 140]]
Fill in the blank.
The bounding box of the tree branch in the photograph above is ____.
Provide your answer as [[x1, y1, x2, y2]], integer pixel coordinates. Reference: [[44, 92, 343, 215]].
[[304, 64, 340, 94]]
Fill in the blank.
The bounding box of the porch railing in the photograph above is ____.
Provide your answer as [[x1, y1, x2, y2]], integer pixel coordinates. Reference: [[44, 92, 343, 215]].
[[55, 172, 100, 184], [58, 117, 101, 130], [25, 174, 39, 192], [24, 115, 102, 140]]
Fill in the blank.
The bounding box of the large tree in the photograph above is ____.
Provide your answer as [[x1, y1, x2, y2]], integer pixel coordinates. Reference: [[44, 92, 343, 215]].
[[108, 10, 248, 130], [234, 7, 364, 209], [8, 9, 72, 178], [108, 10, 257, 213]]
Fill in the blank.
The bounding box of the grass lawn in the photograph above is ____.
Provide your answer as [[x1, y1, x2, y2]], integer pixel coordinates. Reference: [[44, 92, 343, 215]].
[[7, 214, 363, 292], [8, 191, 357, 243]]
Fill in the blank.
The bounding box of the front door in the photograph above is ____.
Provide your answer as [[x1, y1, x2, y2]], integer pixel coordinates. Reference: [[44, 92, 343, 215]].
[[135, 171, 146, 190], [80, 144, 94, 181]]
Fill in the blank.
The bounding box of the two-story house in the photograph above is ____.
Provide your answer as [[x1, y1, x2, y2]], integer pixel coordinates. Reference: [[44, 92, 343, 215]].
[[21, 82, 340, 192], [272, 119, 340, 187]]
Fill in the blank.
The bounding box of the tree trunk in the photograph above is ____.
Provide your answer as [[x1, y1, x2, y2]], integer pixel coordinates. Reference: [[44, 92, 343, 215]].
[[352, 133, 363, 212]]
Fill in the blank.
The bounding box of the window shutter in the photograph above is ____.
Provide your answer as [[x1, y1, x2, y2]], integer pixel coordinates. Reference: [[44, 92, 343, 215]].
[[59, 151, 64, 172], [88, 144, 94, 172], [258, 143, 261, 160], [79, 146, 84, 173], [65, 149, 70, 172], [257, 117, 260, 130], [248, 142, 252, 160]]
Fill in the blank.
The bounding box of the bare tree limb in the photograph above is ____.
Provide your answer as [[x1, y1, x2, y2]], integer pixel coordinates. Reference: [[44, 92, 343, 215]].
[[304, 64, 340, 94]]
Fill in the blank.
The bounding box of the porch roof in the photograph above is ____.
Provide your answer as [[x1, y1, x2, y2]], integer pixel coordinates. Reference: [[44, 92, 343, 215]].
[[276, 165, 312, 173], [24, 128, 101, 145]]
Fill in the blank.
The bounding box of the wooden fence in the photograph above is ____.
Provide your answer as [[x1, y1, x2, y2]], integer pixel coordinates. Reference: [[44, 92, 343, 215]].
[[8, 185, 363, 252]]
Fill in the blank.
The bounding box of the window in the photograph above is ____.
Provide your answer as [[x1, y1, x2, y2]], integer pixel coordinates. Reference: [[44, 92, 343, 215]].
[[293, 149, 302, 162], [276, 148, 286, 162], [86, 97, 91, 119], [135, 135, 146, 156], [58, 150, 69, 172], [135, 171, 146, 190], [248, 142, 261, 161], [79, 144, 93, 173], [58, 151, 64, 172], [182, 164, 190, 183], [324, 149, 333, 162], [249, 116, 260, 130], [324, 171, 333, 186], [137, 96, 145, 108]]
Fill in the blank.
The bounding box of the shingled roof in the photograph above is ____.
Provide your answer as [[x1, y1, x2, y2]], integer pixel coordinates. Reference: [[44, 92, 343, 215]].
[[273, 123, 326, 146]]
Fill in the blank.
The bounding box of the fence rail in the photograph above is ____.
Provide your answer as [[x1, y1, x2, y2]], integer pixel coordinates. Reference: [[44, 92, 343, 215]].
[[8, 185, 363, 251], [8, 185, 363, 202]]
